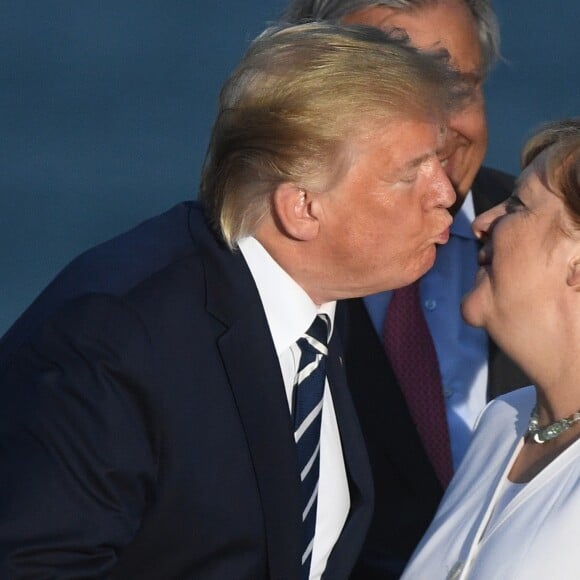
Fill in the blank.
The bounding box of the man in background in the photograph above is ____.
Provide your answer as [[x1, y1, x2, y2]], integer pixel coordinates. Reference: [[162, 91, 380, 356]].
[[282, 2, 529, 578]]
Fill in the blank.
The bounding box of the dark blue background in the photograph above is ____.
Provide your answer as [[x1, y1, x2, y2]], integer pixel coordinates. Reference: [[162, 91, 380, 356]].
[[1, 1, 578, 334]]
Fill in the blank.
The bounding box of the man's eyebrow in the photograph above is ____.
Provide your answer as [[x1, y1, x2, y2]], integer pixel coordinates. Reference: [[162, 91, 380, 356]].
[[402, 152, 431, 171]]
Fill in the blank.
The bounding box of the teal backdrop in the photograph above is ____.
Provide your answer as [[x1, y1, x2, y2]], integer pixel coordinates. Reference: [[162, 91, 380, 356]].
[[1, 1, 578, 334]]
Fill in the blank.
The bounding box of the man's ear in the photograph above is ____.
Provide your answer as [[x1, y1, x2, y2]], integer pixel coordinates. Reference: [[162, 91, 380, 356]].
[[566, 255, 580, 289], [271, 182, 320, 241]]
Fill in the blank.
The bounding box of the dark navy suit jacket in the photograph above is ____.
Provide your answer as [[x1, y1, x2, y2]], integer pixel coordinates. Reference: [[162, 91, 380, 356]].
[[0, 202, 373, 579], [347, 168, 531, 580]]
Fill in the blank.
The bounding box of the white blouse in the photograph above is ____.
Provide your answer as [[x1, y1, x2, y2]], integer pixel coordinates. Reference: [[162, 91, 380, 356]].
[[401, 386, 580, 580]]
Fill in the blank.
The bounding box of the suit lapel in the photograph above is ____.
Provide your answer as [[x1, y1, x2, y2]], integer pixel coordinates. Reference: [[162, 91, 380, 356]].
[[194, 218, 301, 579], [217, 307, 302, 580], [323, 328, 374, 577]]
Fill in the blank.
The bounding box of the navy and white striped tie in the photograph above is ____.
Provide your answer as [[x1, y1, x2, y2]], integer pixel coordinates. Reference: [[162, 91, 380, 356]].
[[293, 314, 330, 579]]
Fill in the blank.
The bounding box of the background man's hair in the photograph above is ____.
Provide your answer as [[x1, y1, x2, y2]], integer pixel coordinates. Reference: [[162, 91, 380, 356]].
[[280, 0, 500, 75]]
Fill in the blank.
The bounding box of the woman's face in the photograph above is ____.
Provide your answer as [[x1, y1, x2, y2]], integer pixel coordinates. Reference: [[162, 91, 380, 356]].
[[462, 149, 580, 348]]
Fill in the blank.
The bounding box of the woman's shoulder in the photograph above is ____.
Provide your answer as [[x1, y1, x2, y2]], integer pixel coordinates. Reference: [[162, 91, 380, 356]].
[[494, 384, 536, 408], [475, 385, 536, 433]]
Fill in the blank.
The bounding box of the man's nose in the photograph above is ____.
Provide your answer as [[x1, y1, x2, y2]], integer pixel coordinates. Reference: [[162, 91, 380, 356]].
[[431, 162, 456, 209]]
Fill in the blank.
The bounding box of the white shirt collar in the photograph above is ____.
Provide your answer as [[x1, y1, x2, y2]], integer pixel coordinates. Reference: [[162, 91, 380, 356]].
[[238, 236, 335, 356], [451, 190, 477, 240]]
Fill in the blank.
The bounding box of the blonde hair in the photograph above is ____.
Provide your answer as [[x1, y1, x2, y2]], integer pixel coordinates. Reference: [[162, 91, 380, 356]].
[[200, 22, 467, 248], [522, 119, 580, 227]]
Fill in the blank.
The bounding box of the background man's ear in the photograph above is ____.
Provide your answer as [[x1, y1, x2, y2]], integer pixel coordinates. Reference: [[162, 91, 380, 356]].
[[271, 183, 320, 241]]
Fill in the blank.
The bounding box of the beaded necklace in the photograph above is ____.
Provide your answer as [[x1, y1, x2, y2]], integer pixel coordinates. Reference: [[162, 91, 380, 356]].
[[527, 406, 580, 444]]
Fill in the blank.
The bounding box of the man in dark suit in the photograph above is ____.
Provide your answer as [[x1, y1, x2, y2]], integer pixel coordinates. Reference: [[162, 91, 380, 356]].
[[282, 1, 530, 577], [0, 23, 465, 579]]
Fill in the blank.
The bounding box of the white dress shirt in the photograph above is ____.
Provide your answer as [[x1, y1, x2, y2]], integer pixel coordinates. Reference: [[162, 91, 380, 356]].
[[238, 236, 350, 580], [364, 192, 488, 469]]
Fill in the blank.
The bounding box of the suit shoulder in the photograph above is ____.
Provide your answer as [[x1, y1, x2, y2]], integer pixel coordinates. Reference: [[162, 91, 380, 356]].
[[66, 201, 199, 279], [478, 165, 515, 181], [0, 202, 209, 366], [472, 166, 516, 212], [476, 166, 515, 189]]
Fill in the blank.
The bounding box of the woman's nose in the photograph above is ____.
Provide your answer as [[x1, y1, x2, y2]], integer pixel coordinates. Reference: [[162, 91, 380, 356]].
[[472, 203, 507, 240]]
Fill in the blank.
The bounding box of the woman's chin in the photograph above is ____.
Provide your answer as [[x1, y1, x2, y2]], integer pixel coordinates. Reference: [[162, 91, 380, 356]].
[[461, 288, 486, 328], [461, 267, 492, 327]]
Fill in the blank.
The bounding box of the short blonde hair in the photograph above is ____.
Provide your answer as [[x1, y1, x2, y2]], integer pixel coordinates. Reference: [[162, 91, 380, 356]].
[[522, 119, 580, 227], [200, 22, 467, 248]]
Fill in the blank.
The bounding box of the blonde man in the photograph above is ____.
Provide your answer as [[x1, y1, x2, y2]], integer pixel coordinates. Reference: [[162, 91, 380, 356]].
[[0, 23, 463, 579]]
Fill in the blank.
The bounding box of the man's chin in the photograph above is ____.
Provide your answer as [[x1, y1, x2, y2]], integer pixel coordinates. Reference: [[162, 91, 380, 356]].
[[423, 243, 438, 271]]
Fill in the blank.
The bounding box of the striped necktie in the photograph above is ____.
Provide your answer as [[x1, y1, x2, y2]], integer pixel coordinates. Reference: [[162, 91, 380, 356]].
[[293, 314, 330, 579]]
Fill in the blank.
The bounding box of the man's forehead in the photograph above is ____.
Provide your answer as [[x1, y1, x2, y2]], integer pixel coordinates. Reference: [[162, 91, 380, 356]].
[[359, 116, 445, 163], [344, 2, 483, 74]]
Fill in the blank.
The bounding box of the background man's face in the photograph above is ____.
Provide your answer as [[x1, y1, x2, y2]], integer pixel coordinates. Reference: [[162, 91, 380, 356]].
[[344, 0, 488, 208]]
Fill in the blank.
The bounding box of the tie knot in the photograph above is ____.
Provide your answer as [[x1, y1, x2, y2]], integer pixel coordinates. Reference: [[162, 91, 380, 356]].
[[300, 314, 330, 356]]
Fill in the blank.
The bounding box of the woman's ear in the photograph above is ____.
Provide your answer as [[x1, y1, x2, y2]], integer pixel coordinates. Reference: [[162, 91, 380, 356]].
[[566, 255, 580, 289], [271, 183, 320, 241]]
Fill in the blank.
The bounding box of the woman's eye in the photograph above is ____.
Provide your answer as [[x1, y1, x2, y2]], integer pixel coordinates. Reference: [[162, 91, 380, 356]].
[[505, 196, 525, 213]]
